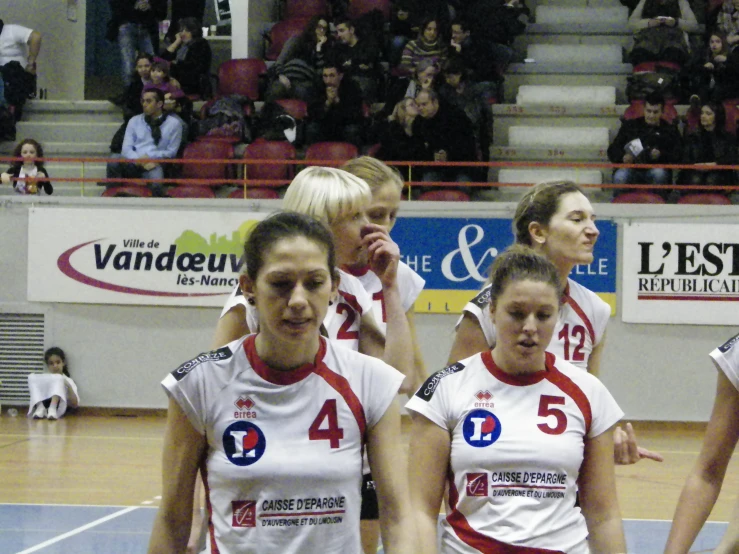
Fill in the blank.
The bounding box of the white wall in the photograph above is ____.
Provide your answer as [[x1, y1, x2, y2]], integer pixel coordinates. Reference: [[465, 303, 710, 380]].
[[3, 0, 87, 100], [1, 197, 736, 421]]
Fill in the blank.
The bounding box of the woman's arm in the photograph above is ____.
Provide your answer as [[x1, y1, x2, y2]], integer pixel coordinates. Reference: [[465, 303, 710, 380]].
[[676, 0, 699, 31], [406, 308, 428, 392], [366, 399, 415, 554], [664, 370, 739, 554], [408, 413, 450, 554], [148, 398, 207, 553], [578, 428, 626, 553], [65, 378, 79, 408], [447, 312, 489, 365], [627, 0, 649, 29], [38, 169, 53, 195], [211, 305, 249, 348]]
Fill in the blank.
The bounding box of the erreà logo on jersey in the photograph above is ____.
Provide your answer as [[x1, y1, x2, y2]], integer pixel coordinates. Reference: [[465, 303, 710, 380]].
[[719, 332, 739, 353], [415, 362, 465, 402], [232, 500, 256, 528], [223, 421, 266, 466], [463, 409, 502, 447], [171, 346, 232, 381]]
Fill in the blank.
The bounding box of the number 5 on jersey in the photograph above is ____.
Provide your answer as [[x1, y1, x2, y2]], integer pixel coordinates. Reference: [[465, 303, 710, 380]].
[[309, 399, 344, 448], [537, 395, 567, 435]]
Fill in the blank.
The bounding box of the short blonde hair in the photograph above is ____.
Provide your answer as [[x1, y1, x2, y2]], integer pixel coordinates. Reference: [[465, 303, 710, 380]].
[[283, 166, 372, 225], [341, 156, 403, 194]]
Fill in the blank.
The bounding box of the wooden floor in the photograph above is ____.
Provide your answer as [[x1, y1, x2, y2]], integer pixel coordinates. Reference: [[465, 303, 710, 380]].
[[1, 414, 738, 523]]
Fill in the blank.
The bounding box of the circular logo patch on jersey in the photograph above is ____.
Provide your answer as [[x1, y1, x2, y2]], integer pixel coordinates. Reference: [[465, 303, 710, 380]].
[[223, 421, 266, 466], [462, 409, 502, 448]]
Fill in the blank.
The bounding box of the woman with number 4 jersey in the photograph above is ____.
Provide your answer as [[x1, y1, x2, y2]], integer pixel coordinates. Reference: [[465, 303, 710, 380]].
[[148, 212, 413, 554], [448, 180, 662, 465], [665, 332, 739, 553], [407, 246, 626, 553]]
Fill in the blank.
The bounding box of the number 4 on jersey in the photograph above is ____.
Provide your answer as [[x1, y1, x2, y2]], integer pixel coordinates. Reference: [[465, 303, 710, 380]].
[[309, 399, 344, 448]]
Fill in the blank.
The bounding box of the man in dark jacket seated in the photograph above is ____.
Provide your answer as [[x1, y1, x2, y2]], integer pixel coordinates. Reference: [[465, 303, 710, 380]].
[[412, 89, 478, 185], [306, 61, 365, 148], [607, 92, 682, 199]]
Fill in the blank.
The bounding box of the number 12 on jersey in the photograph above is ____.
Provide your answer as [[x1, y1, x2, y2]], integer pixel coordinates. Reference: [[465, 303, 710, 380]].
[[309, 399, 345, 448]]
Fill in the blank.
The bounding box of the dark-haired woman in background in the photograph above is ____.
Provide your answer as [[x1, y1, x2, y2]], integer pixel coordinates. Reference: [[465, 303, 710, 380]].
[[161, 17, 212, 96]]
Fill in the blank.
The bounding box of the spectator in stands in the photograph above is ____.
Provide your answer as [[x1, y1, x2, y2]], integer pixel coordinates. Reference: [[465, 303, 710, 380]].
[[376, 97, 428, 164], [381, 58, 439, 119], [0, 20, 42, 117], [160, 18, 212, 97], [107, 0, 165, 87], [334, 16, 382, 103], [1, 138, 52, 195], [464, 0, 530, 72], [387, 0, 418, 67], [449, 18, 503, 102], [148, 58, 182, 95], [678, 101, 737, 194], [690, 31, 739, 104], [306, 61, 365, 148], [119, 53, 153, 120], [276, 15, 333, 71], [166, 0, 206, 43], [105, 88, 182, 197], [439, 57, 492, 161], [608, 92, 682, 199], [398, 16, 449, 77], [716, 0, 739, 45], [627, 0, 698, 66], [412, 88, 477, 183], [163, 88, 195, 146]]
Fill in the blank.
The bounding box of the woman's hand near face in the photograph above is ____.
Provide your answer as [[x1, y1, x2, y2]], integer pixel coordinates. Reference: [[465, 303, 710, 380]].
[[362, 224, 400, 289], [1, 172, 10, 185]]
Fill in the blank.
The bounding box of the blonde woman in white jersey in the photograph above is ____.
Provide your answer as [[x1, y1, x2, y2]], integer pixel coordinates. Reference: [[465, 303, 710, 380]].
[[341, 156, 427, 554], [448, 180, 663, 465], [665, 332, 739, 553]]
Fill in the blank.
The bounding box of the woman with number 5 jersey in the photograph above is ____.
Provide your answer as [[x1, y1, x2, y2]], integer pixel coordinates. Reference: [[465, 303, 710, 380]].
[[448, 180, 662, 465], [407, 245, 626, 553], [148, 212, 413, 554]]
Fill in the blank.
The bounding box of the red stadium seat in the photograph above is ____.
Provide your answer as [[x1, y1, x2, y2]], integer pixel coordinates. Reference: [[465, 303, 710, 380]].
[[677, 193, 732, 205], [611, 191, 666, 204], [275, 98, 308, 120], [622, 100, 678, 124], [101, 185, 153, 198], [285, 0, 328, 19], [167, 186, 216, 198], [243, 139, 297, 184], [179, 140, 234, 187], [265, 19, 311, 61], [229, 187, 281, 199], [217, 58, 267, 100], [418, 189, 471, 201], [364, 143, 381, 157], [304, 142, 358, 164], [723, 100, 739, 135], [347, 0, 391, 20]]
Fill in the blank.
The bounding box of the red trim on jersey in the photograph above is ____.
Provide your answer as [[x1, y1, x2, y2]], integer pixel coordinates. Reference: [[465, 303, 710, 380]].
[[340, 291, 365, 315], [201, 463, 220, 554], [342, 264, 371, 277], [313, 363, 367, 440], [563, 282, 596, 345], [243, 335, 326, 385], [372, 291, 387, 322], [544, 365, 593, 435], [481, 351, 557, 387], [446, 471, 564, 554]]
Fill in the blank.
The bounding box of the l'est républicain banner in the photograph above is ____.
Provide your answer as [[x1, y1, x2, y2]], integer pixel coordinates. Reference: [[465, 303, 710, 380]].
[[391, 217, 617, 314], [622, 222, 739, 324], [27, 209, 617, 314]]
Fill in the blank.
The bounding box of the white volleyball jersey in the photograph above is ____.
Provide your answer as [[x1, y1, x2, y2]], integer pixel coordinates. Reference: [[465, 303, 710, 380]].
[[406, 351, 623, 553], [710, 332, 739, 391], [459, 279, 610, 371], [344, 262, 426, 334], [220, 269, 373, 352], [162, 335, 404, 554]]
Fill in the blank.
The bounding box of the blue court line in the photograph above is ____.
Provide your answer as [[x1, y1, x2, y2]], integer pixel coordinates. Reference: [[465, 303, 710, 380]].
[[0, 504, 730, 553]]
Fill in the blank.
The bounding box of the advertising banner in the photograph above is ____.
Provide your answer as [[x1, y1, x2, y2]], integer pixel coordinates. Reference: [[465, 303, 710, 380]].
[[622, 222, 739, 324], [28, 209, 617, 314]]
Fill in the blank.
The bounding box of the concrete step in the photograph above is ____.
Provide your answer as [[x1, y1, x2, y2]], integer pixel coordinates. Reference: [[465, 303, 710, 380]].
[[14, 121, 121, 143], [508, 61, 632, 75], [507, 76, 627, 103], [516, 85, 617, 105], [508, 126, 610, 148], [527, 44, 623, 64], [22, 100, 123, 123], [535, 6, 628, 24]]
